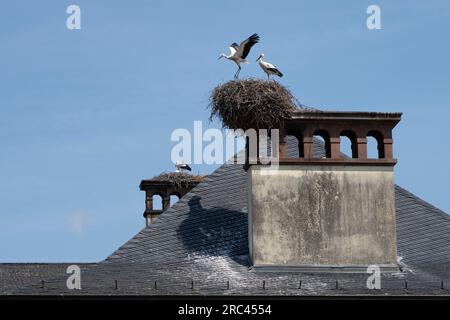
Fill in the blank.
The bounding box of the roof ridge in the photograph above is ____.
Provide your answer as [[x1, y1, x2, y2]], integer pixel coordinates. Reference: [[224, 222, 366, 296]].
[[395, 185, 450, 222]]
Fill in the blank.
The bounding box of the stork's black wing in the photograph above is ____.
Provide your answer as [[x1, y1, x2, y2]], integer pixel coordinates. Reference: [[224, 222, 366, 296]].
[[267, 68, 283, 77], [238, 33, 260, 59]]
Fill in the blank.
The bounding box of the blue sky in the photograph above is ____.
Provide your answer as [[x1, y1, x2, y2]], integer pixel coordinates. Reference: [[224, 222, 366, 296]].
[[0, 1, 449, 262]]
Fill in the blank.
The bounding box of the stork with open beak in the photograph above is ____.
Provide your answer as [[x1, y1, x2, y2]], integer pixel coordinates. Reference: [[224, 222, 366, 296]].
[[218, 33, 260, 79], [256, 53, 283, 80]]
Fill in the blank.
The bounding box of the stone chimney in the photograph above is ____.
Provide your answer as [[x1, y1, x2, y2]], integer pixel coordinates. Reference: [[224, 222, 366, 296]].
[[140, 173, 202, 226], [247, 111, 402, 272]]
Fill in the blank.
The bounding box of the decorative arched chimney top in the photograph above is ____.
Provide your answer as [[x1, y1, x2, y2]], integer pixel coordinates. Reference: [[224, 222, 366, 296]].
[[282, 111, 402, 164], [247, 110, 402, 166], [139, 173, 203, 226]]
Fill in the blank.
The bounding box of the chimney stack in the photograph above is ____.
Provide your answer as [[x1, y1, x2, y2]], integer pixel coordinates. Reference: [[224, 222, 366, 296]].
[[140, 173, 202, 226], [248, 111, 402, 272]]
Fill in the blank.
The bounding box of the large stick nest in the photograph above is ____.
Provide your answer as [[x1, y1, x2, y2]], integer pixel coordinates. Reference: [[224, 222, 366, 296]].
[[150, 172, 204, 188], [209, 79, 301, 131]]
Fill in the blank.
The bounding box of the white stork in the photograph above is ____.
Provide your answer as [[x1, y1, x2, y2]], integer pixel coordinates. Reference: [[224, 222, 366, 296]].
[[256, 53, 283, 80], [175, 161, 191, 172], [218, 33, 260, 79]]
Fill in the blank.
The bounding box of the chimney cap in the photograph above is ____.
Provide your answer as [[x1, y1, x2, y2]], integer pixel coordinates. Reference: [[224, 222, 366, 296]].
[[290, 110, 402, 121]]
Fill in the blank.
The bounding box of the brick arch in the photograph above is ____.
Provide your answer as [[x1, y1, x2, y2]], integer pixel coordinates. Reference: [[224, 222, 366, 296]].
[[169, 191, 182, 198], [169, 192, 181, 207], [340, 129, 358, 159], [286, 128, 304, 158], [367, 130, 385, 159], [313, 129, 331, 158], [151, 193, 164, 211]]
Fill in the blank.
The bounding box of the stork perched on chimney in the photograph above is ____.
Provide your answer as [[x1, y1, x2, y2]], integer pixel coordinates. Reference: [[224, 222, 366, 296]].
[[218, 33, 260, 79], [175, 161, 191, 172]]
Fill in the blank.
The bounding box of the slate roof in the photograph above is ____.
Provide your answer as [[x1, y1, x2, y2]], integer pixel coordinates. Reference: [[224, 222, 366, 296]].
[[0, 263, 95, 295], [2, 138, 450, 296]]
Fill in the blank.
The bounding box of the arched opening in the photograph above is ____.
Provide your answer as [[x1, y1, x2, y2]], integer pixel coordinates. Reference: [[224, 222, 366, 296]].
[[170, 193, 180, 207], [285, 135, 299, 157], [152, 194, 163, 211], [286, 129, 304, 158], [367, 136, 378, 159], [340, 136, 352, 159], [340, 130, 358, 159], [313, 129, 331, 158], [367, 130, 385, 159]]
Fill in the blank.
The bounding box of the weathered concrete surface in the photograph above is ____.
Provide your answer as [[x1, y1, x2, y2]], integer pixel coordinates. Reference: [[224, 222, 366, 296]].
[[249, 165, 397, 269]]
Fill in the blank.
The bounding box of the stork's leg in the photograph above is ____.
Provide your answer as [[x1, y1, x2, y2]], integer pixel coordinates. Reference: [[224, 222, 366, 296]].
[[234, 65, 241, 79]]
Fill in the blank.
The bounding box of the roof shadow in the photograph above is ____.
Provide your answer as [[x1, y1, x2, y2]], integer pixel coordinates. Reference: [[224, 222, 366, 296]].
[[177, 195, 249, 267]]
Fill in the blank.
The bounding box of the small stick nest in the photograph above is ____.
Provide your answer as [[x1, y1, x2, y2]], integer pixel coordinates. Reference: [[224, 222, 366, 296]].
[[209, 79, 300, 131], [150, 172, 204, 188]]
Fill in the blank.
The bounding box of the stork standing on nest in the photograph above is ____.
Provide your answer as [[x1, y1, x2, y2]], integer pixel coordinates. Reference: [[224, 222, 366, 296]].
[[218, 33, 260, 79], [256, 53, 283, 80], [175, 161, 191, 172]]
